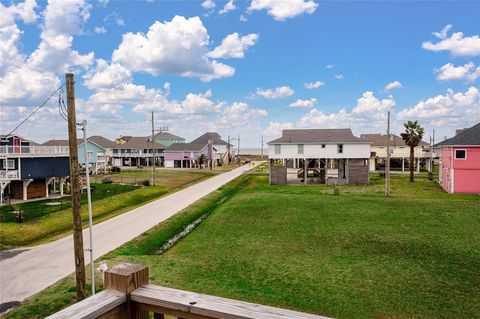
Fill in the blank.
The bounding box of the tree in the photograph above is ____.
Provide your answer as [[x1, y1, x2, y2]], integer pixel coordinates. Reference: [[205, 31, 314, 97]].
[[400, 120, 425, 182], [197, 154, 207, 169]]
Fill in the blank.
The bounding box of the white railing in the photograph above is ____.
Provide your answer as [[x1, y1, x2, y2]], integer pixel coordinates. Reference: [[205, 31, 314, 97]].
[[0, 146, 69, 157], [0, 170, 19, 180]]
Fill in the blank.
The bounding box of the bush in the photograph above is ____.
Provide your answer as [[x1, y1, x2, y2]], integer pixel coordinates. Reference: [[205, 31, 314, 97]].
[[142, 180, 150, 186], [101, 177, 113, 184], [110, 166, 121, 173]]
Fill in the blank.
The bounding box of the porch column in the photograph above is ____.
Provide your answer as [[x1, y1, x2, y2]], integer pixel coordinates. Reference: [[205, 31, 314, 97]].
[[59, 177, 65, 195], [416, 158, 420, 172], [45, 177, 55, 198], [402, 157, 405, 171], [23, 179, 33, 200], [304, 159, 308, 185], [181, 159, 184, 168], [293, 159, 296, 169]]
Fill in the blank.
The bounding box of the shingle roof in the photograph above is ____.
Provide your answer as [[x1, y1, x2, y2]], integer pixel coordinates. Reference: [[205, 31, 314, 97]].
[[114, 136, 166, 149], [42, 139, 75, 146], [155, 132, 185, 140], [88, 135, 117, 148], [191, 132, 228, 145], [165, 143, 208, 152], [435, 122, 480, 146], [268, 129, 368, 144], [360, 134, 429, 147]]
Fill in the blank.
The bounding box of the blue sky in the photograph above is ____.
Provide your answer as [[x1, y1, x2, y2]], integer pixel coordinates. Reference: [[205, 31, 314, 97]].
[[1, 0, 479, 146]]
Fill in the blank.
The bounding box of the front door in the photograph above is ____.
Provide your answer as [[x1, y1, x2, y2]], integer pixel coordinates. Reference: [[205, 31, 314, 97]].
[[13, 137, 21, 153]]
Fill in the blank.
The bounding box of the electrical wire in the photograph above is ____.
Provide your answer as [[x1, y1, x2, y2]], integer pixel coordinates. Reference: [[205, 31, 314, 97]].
[[4, 83, 66, 138], [58, 88, 68, 121]]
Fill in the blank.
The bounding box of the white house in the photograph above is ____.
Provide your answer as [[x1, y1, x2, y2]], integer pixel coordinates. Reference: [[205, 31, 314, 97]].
[[267, 129, 371, 185]]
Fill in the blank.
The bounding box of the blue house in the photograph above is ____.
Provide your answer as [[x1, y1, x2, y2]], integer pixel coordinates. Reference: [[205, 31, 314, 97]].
[[78, 140, 107, 173]]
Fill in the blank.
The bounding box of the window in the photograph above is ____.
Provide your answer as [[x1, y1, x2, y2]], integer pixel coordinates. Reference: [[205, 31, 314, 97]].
[[321, 144, 326, 148], [337, 144, 344, 154], [3, 159, 14, 169], [274, 144, 281, 155], [87, 152, 93, 159], [297, 144, 304, 154], [455, 149, 466, 159]]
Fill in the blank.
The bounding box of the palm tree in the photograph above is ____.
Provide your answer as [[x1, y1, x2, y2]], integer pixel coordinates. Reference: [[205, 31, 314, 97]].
[[400, 120, 425, 182], [197, 154, 207, 169]]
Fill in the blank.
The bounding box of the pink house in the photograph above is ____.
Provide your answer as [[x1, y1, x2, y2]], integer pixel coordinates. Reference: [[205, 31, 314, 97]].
[[437, 123, 480, 194]]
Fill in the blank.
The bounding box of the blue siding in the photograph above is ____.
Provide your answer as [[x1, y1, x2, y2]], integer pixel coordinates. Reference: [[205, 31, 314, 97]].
[[78, 141, 105, 164], [20, 157, 70, 179]]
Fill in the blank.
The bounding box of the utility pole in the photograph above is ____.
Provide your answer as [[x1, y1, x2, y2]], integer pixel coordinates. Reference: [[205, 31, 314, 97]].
[[66, 73, 86, 301], [261, 136, 264, 158], [385, 111, 391, 197], [151, 111, 155, 186], [227, 135, 231, 165], [80, 121, 95, 296]]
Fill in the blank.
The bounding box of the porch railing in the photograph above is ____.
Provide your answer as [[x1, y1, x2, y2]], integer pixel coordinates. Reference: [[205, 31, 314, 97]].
[[0, 146, 69, 157], [0, 170, 19, 180], [47, 263, 331, 319]]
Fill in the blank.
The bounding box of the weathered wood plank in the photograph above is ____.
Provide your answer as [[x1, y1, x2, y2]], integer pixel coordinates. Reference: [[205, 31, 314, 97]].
[[131, 285, 332, 319], [46, 290, 126, 319]]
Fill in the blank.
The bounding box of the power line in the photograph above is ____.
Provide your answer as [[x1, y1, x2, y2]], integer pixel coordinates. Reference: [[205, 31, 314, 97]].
[[4, 83, 65, 138]]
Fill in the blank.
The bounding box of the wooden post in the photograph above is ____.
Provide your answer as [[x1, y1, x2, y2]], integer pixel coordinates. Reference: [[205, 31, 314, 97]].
[[66, 73, 86, 301], [105, 263, 149, 319]]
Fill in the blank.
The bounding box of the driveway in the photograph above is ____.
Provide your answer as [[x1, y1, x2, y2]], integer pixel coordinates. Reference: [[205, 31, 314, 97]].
[[0, 163, 260, 305]]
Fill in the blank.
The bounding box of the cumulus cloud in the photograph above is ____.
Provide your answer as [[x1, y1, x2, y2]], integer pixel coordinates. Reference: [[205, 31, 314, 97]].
[[94, 26, 107, 34], [219, 0, 237, 14], [256, 86, 294, 99], [83, 59, 132, 89], [397, 87, 480, 127], [384, 81, 403, 92], [263, 121, 294, 137], [0, 0, 38, 27], [289, 98, 317, 108], [304, 80, 324, 89], [112, 16, 235, 81], [201, 0, 216, 9], [208, 33, 258, 59], [422, 25, 480, 57], [248, 0, 318, 21], [334, 74, 344, 80], [435, 62, 480, 82]]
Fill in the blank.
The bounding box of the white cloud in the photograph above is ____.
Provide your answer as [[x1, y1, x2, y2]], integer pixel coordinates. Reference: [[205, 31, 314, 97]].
[[334, 74, 344, 80], [325, 64, 335, 69], [256, 86, 294, 99], [104, 12, 125, 26], [384, 80, 403, 92], [201, 0, 216, 9], [263, 121, 294, 137], [248, 0, 318, 21], [0, 0, 38, 27], [422, 25, 480, 57], [432, 24, 452, 39], [98, 0, 109, 7], [219, 0, 237, 14], [398, 87, 480, 127], [112, 16, 235, 82], [208, 33, 258, 59], [240, 15, 248, 22], [83, 59, 132, 89], [289, 98, 317, 108], [304, 80, 324, 89], [435, 62, 480, 82], [94, 26, 107, 34]]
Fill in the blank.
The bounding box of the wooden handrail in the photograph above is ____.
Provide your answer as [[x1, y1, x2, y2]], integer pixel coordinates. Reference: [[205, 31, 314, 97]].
[[47, 263, 333, 319]]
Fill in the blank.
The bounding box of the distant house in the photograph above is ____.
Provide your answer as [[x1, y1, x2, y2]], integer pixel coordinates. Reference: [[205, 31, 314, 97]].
[[267, 129, 371, 185], [191, 132, 230, 165], [112, 136, 166, 167], [87, 135, 118, 165], [1, 135, 70, 202], [164, 143, 209, 168], [436, 123, 480, 194], [360, 134, 432, 172], [154, 132, 185, 147]]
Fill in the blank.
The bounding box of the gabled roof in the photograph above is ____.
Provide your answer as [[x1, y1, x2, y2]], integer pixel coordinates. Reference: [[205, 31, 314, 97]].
[[268, 129, 368, 144], [155, 132, 185, 140], [360, 134, 429, 147], [191, 132, 228, 145], [42, 139, 74, 146], [88, 135, 117, 149], [114, 136, 166, 149], [435, 122, 480, 147], [165, 143, 208, 152]]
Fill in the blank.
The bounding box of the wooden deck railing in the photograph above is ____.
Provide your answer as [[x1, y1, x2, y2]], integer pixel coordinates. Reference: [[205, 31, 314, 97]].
[[47, 263, 332, 319]]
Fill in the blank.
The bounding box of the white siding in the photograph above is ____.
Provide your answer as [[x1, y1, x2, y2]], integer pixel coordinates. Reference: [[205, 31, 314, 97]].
[[268, 143, 370, 159], [164, 160, 174, 168]]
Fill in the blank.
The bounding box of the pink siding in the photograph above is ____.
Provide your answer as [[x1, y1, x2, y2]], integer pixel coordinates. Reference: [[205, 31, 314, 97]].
[[440, 146, 480, 194]]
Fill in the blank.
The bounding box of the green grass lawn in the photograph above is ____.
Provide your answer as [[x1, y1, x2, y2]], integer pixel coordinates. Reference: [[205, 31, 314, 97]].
[[4, 173, 480, 318], [0, 170, 215, 250]]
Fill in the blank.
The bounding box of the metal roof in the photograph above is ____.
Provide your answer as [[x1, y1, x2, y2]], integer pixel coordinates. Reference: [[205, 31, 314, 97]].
[[268, 129, 367, 144]]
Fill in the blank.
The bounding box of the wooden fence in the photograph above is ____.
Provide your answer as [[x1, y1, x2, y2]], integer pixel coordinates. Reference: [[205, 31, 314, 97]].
[[47, 263, 332, 319]]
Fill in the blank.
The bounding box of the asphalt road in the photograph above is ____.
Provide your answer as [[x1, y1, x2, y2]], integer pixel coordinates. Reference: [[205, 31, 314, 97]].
[[0, 163, 259, 304]]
